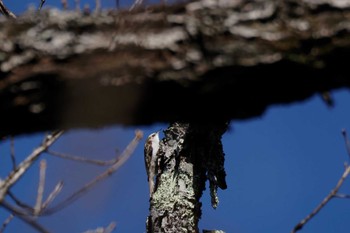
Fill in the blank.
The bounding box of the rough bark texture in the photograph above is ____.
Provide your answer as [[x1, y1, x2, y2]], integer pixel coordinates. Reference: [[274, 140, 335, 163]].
[[146, 122, 228, 233], [1, 0, 350, 136]]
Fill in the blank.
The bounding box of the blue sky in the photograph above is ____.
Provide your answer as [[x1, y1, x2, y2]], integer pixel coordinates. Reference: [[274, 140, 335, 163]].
[[3, 89, 350, 233], [7, 0, 116, 12], [2, 1, 350, 232]]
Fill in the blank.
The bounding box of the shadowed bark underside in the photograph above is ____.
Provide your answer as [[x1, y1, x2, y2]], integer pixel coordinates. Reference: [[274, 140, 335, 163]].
[[1, 0, 350, 136]]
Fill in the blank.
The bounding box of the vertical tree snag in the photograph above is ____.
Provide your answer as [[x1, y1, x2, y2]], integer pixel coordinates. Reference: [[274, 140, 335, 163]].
[[146, 121, 228, 232]]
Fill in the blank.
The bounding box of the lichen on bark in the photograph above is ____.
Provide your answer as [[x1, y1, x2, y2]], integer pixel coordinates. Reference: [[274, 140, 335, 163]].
[[146, 121, 228, 232]]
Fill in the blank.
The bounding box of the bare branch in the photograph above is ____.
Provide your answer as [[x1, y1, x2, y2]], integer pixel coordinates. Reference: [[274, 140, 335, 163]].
[[83, 4, 91, 15], [10, 137, 16, 170], [115, 0, 119, 9], [320, 91, 334, 108], [43, 130, 143, 215], [7, 166, 63, 214], [34, 160, 47, 216], [334, 193, 350, 199], [0, 214, 13, 233], [7, 191, 33, 213], [1, 201, 49, 233], [74, 0, 80, 11], [61, 0, 68, 10], [129, 0, 143, 11], [104, 222, 116, 233], [47, 150, 118, 166], [0, 0, 16, 19], [0, 131, 64, 202], [341, 129, 350, 159], [83, 222, 116, 233], [95, 0, 101, 13], [291, 165, 350, 233], [202, 230, 225, 233], [41, 181, 64, 211], [38, 0, 46, 11]]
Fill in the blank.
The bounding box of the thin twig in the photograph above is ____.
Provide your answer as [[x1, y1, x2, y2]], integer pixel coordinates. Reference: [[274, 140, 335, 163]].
[[116, 0, 119, 9], [104, 222, 117, 233], [291, 165, 350, 233], [74, 0, 80, 12], [341, 129, 350, 158], [334, 193, 350, 199], [129, 0, 143, 11], [61, 0, 68, 10], [43, 130, 143, 215], [320, 91, 334, 108], [0, 214, 13, 233], [95, 0, 101, 13], [0, 0, 16, 19], [7, 191, 33, 213], [83, 222, 116, 233], [0, 131, 64, 202], [1, 201, 50, 233], [83, 4, 91, 15], [41, 181, 64, 210], [10, 137, 16, 170], [47, 150, 118, 166], [38, 0, 46, 11], [34, 160, 47, 216]]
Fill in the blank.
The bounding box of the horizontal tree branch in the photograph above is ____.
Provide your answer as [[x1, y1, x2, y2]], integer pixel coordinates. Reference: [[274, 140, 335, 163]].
[[1, 0, 350, 136]]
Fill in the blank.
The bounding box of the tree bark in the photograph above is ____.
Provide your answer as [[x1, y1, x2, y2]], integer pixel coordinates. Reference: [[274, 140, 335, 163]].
[[146, 121, 228, 233], [1, 0, 350, 136]]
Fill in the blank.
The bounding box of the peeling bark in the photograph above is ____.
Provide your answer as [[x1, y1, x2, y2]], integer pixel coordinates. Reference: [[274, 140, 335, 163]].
[[1, 0, 350, 136]]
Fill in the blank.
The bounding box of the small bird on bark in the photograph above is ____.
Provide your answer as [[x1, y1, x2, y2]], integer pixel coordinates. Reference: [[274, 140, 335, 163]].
[[144, 131, 160, 197]]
